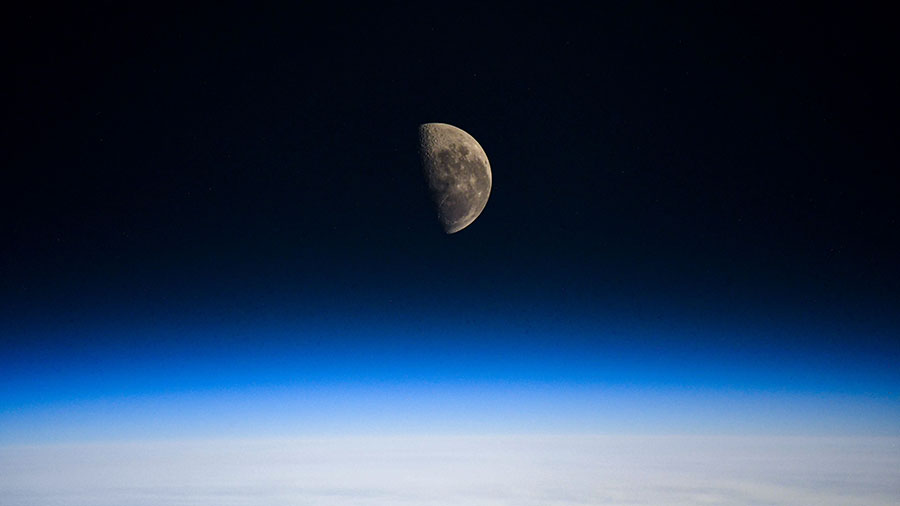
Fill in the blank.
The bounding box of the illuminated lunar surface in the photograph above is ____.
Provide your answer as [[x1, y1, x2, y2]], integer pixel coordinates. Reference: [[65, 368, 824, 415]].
[[418, 123, 492, 234]]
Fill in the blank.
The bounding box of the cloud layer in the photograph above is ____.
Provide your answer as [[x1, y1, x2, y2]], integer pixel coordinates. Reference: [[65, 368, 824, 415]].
[[2, 435, 898, 505]]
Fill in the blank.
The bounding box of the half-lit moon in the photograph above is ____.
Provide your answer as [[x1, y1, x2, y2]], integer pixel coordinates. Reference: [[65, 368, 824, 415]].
[[418, 123, 492, 234]]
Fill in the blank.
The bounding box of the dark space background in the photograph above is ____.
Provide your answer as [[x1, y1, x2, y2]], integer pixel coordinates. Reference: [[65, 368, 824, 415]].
[[1, 3, 898, 440]]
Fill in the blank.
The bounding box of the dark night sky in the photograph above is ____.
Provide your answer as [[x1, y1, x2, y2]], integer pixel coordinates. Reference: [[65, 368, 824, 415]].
[[1, 4, 898, 440]]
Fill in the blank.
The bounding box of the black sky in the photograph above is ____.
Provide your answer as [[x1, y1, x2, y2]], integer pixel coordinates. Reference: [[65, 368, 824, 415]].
[[2, 3, 898, 342]]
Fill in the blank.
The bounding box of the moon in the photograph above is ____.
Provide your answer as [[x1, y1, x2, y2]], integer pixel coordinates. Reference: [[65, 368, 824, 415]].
[[418, 123, 492, 234]]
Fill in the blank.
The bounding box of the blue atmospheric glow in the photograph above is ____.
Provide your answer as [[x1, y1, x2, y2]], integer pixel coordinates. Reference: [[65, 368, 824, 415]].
[[1, 304, 898, 443]]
